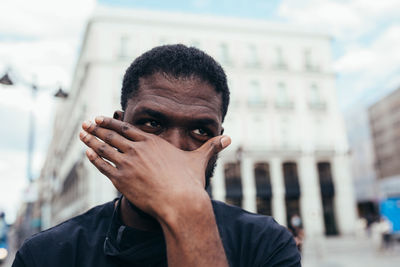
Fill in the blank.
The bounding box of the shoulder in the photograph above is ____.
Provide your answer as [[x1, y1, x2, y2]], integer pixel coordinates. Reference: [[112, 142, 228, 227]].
[[212, 199, 285, 235], [13, 201, 115, 267], [212, 200, 301, 267], [26, 200, 114, 244]]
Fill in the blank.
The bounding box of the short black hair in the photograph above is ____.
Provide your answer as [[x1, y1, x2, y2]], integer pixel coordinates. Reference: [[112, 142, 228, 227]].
[[121, 44, 230, 121]]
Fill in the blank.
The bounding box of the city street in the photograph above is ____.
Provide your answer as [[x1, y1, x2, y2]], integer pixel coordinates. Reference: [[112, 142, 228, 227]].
[[302, 235, 400, 267]]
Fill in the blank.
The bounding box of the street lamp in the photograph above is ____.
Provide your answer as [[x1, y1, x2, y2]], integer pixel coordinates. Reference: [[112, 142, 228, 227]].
[[0, 73, 13, 85], [0, 71, 68, 182]]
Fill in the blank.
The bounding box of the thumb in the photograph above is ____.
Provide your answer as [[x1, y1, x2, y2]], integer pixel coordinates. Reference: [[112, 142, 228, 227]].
[[195, 135, 231, 160]]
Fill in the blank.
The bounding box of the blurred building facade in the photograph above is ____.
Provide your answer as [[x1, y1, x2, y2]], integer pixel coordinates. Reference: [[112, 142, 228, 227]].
[[344, 106, 379, 219], [38, 7, 357, 237], [369, 87, 400, 199]]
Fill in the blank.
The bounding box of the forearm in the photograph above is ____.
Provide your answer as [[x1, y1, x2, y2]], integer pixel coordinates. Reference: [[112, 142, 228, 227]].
[[158, 193, 228, 267]]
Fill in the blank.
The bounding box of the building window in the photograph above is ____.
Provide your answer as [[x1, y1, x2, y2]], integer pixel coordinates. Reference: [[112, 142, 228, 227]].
[[309, 83, 327, 110], [275, 82, 294, 109], [246, 44, 260, 67], [219, 43, 232, 66], [283, 162, 301, 226], [118, 36, 129, 58], [247, 80, 266, 108], [224, 162, 242, 207], [303, 48, 319, 72], [280, 116, 292, 148], [274, 47, 287, 70], [317, 162, 339, 236], [304, 49, 312, 71], [254, 163, 272, 215], [228, 79, 239, 107]]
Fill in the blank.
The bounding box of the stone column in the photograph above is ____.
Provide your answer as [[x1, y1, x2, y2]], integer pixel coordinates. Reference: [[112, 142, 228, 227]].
[[212, 160, 226, 202], [241, 157, 256, 213], [270, 157, 287, 226], [298, 154, 324, 236], [332, 153, 357, 235]]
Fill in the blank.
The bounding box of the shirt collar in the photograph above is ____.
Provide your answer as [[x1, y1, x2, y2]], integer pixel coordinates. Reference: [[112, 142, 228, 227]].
[[103, 196, 167, 265]]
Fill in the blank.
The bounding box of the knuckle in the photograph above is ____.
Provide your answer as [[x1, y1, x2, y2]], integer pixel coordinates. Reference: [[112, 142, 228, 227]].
[[98, 144, 107, 155], [100, 161, 109, 170], [91, 125, 99, 135], [88, 152, 98, 162], [83, 134, 92, 144], [104, 132, 114, 143], [87, 122, 96, 132], [127, 144, 136, 153], [103, 117, 111, 126], [120, 158, 130, 166], [121, 122, 131, 133]]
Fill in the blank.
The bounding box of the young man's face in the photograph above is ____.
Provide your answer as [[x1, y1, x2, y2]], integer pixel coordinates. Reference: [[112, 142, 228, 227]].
[[120, 72, 224, 184]]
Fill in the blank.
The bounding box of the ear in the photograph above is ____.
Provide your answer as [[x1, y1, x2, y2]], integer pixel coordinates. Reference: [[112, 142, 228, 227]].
[[113, 110, 124, 121]]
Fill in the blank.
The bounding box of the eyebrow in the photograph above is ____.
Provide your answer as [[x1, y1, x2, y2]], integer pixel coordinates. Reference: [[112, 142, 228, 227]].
[[135, 107, 167, 121], [134, 107, 219, 129]]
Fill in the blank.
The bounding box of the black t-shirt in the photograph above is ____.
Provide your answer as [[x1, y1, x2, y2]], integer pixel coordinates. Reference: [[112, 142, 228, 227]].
[[12, 199, 301, 267]]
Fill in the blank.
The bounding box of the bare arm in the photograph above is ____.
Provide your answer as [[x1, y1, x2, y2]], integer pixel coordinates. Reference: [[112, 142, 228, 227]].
[[79, 117, 230, 267], [159, 191, 228, 266]]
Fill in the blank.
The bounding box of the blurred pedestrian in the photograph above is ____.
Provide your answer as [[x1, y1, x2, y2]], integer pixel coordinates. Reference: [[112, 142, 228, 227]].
[[289, 214, 304, 252], [0, 212, 7, 243], [378, 216, 393, 251]]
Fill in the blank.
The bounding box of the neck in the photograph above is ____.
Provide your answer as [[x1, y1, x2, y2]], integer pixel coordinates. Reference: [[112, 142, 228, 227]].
[[118, 196, 161, 232]]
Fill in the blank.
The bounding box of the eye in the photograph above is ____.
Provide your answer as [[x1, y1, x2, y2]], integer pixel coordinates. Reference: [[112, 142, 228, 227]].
[[144, 120, 161, 128], [192, 128, 209, 136]]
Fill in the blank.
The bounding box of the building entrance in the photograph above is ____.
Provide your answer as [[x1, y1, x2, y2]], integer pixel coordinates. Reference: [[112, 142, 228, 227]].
[[317, 162, 338, 236], [283, 162, 302, 226]]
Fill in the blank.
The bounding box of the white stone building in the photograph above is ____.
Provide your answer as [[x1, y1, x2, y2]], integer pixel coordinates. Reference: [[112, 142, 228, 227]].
[[38, 6, 357, 237]]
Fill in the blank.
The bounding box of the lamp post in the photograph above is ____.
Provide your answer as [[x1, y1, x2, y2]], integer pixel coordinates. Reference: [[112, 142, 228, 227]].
[[0, 71, 68, 182]]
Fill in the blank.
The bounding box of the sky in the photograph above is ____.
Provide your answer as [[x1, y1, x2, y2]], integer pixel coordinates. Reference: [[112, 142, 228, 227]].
[[0, 0, 399, 223]]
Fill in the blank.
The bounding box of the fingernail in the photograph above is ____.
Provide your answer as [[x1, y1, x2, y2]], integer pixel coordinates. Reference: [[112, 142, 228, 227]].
[[82, 120, 91, 129], [79, 130, 88, 139], [95, 116, 104, 124], [220, 136, 231, 148]]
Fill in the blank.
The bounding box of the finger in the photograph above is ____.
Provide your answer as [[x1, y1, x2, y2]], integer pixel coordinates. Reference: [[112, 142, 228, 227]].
[[79, 130, 122, 164], [86, 148, 118, 178], [195, 135, 231, 161], [93, 116, 146, 141], [82, 120, 132, 153]]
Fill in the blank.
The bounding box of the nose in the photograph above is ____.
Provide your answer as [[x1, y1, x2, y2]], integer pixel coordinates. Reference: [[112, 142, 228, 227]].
[[160, 128, 193, 151]]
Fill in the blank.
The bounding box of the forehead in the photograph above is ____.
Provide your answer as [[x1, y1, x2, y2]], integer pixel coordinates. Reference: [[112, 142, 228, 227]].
[[126, 73, 223, 121]]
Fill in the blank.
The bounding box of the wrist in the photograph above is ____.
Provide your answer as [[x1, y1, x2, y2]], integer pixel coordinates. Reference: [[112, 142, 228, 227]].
[[156, 189, 212, 231]]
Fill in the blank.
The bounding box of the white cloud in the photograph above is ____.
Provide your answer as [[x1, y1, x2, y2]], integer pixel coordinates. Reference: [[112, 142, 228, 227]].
[[334, 25, 400, 97], [278, 0, 400, 39], [0, 0, 96, 88], [0, 0, 95, 38], [335, 25, 400, 73], [278, 0, 400, 108]]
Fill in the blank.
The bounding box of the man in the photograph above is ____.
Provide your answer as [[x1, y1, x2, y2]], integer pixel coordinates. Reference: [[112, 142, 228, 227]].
[[12, 45, 301, 266]]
